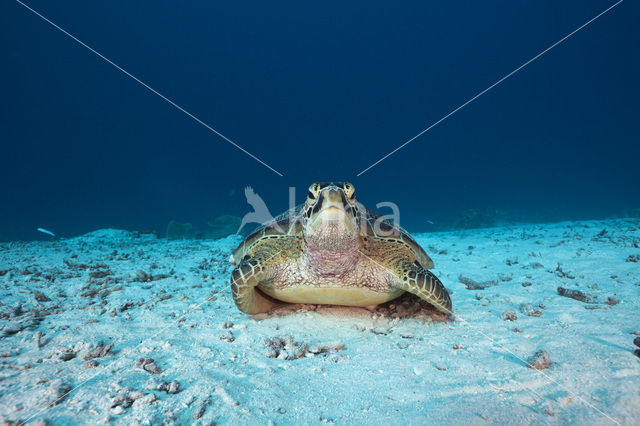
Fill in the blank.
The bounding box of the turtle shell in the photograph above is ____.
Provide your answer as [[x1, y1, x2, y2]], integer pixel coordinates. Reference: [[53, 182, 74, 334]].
[[360, 207, 434, 269], [230, 205, 304, 265]]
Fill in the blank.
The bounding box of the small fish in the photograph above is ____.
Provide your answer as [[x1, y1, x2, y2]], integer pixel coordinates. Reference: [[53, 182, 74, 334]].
[[36, 228, 56, 238], [426, 220, 435, 225]]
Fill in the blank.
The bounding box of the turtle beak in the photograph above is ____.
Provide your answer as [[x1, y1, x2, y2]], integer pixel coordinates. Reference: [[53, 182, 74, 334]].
[[318, 188, 348, 218], [306, 188, 358, 234], [319, 188, 347, 211]]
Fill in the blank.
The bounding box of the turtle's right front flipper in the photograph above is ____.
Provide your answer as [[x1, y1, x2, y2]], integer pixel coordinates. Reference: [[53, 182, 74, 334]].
[[230, 234, 302, 314], [230, 257, 278, 314]]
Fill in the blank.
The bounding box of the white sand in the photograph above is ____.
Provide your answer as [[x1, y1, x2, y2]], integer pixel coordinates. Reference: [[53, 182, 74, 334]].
[[0, 219, 639, 425]]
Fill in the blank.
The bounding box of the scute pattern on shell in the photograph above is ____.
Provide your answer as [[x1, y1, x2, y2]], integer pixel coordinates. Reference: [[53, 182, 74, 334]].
[[361, 207, 434, 270], [231, 205, 304, 265]]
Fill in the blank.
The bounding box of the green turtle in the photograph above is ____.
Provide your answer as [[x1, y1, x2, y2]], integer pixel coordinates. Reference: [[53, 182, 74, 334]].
[[229, 182, 452, 315]]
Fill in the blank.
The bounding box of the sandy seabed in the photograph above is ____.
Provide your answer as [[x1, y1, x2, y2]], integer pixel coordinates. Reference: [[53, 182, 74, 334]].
[[0, 219, 639, 425]]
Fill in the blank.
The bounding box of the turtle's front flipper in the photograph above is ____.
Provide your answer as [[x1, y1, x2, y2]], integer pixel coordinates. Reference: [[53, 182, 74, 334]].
[[230, 256, 278, 314], [393, 262, 452, 314], [360, 236, 452, 314]]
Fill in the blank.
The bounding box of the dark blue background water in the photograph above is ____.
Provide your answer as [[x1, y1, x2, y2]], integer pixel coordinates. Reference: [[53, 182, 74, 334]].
[[1, 0, 638, 241]]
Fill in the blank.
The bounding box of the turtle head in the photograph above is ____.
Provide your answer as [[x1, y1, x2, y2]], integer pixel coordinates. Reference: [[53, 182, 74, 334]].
[[302, 182, 360, 252]]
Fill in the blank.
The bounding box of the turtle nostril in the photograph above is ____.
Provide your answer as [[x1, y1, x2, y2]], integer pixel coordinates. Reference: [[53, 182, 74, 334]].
[[323, 189, 343, 204]]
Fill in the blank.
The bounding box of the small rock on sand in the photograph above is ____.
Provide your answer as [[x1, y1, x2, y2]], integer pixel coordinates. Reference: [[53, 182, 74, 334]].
[[34, 291, 51, 302], [157, 381, 180, 394], [527, 350, 550, 370], [84, 341, 114, 360], [219, 331, 235, 342], [264, 336, 308, 360], [606, 297, 620, 306], [136, 358, 162, 374], [501, 310, 517, 321], [49, 379, 72, 406], [3, 325, 24, 336], [557, 287, 596, 303], [458, 275, 497, 290], [132, 393, 157, 410], [519, 303, 543, 317]]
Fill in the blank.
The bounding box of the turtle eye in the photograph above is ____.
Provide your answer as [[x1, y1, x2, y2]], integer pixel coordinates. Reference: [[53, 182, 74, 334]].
[[307, 183, 320, 200], [343, 183, 355, 199], [307, 184, 320, 203]]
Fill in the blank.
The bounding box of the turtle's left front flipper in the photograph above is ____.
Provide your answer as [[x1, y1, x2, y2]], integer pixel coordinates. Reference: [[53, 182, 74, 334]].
[[360, 235, 452, 314], [394, 262, 452, 314]]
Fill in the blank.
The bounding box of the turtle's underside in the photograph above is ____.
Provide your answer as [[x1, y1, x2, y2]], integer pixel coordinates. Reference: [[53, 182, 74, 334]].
[[229, 182, 452, 315]]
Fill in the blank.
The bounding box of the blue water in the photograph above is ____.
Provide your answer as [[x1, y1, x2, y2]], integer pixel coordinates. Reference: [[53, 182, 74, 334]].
[[1, 0, 639, 241]]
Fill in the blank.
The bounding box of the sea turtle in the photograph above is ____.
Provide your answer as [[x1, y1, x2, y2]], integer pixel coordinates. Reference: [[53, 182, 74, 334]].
[[229, 182, 452, 315]]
